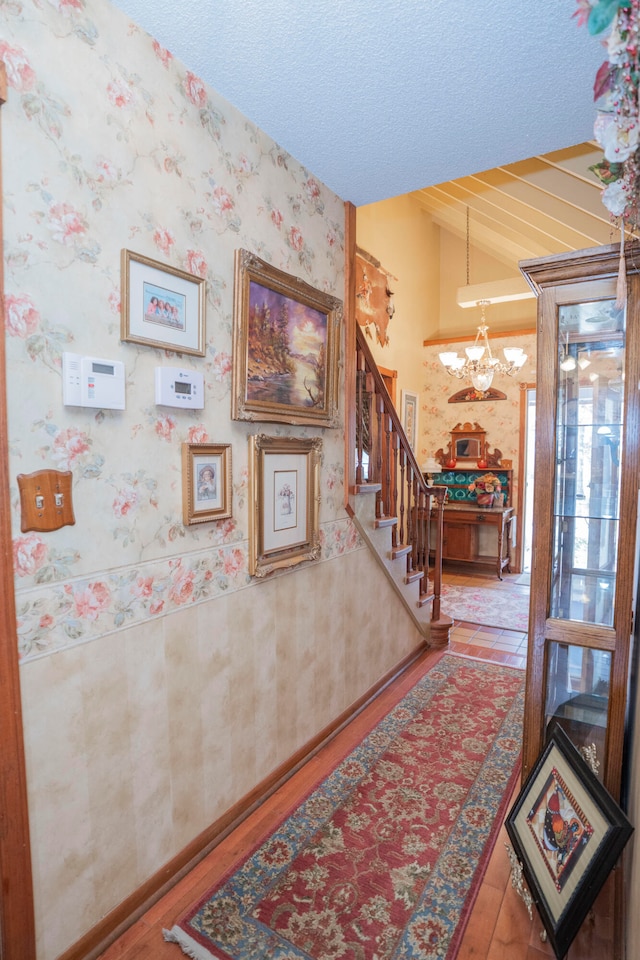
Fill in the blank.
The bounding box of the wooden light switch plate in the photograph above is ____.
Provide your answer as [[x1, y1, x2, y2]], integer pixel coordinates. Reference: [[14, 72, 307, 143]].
[[17, 469, 75, 533]]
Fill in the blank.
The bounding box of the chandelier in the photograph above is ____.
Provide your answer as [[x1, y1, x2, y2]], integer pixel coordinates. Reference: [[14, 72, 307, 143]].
[[438, 300, 527, 393]]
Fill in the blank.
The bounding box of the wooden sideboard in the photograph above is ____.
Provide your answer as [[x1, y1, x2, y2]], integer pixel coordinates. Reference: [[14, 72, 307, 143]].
[[435, 502, 515, 580]]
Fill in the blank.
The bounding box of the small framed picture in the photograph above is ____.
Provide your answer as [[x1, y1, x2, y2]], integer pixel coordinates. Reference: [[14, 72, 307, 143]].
[[248, 433, 322, 577], [505, 721, 633, 959], [232, 249, 341, 427], [121, 249, 206, 356], [182, 443, 232, 525], [401, 389, 419, 451]]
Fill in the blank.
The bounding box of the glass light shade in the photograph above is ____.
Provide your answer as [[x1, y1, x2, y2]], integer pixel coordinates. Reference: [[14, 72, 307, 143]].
[[465, 345, 485, 361], [449, 356, 466, 370], [560, 355, 577, 371], [514, 353, 528, 368], [439, 351, 458, 367], [503, 347, 524, 363], [471, 369, 494, 392]]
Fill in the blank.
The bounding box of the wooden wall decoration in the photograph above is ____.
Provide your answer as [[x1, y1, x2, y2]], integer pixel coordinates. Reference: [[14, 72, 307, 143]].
[[448, 385, 507, 403], [355, 246, 396, 347]]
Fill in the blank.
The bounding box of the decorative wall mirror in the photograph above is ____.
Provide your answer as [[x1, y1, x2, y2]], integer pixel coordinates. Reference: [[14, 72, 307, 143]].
[[449, 422, 486, 465], [435, 421, 502, 467]]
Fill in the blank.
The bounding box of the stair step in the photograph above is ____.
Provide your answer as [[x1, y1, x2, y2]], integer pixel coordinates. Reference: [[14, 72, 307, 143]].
[[417, 592, 435, 608], [375, 516, 397, 529], [391, 544, 411, 560], [404, 570, 424, 585], [349, 482, 382, 495]]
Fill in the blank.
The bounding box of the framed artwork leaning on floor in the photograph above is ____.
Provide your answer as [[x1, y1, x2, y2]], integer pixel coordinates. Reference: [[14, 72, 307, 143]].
[[505, 721, 633, 960]]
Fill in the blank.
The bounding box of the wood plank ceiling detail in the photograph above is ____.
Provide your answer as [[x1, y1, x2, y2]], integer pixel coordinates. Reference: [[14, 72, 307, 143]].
[[410, 142, 618, 273]]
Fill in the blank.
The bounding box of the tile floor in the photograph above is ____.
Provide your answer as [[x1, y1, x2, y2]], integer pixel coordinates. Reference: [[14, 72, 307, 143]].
[[441, 563, 529, 669]]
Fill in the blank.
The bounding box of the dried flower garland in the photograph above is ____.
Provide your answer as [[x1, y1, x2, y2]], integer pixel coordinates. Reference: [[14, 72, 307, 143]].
[[577, 0, 640, 230]]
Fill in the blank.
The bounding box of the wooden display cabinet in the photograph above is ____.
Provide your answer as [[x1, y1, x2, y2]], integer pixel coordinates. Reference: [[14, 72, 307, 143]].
[[520, 242, 640, 806]]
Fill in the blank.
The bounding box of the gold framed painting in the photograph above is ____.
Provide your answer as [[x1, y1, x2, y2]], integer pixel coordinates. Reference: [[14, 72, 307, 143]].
[[182, 443, 232, 524], [232, 249, 342, 427], [248, 433, 322, 577], [121, 249, 206, 356]]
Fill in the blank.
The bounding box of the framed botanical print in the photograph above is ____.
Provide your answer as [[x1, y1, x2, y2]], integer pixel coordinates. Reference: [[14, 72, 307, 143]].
[[182, 443, 232, 524], [232, 249, 341, 427], [248, 433, 322, 577], [401, 389, 418, 451]]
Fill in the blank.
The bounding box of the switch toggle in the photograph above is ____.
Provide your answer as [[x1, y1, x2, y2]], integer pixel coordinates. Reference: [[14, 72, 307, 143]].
[[17, 469, 75, 533]]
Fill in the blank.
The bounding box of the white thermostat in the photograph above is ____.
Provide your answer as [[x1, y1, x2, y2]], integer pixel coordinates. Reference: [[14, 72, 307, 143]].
[[155, 366, 204, 409], [62, 352, 125, 409]]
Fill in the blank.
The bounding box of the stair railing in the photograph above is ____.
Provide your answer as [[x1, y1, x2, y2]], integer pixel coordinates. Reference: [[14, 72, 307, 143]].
[[354, 326, 447, 624]]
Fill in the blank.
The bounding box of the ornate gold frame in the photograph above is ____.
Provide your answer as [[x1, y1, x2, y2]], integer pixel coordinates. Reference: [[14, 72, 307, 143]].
[[182, 443, 232, 525], [248, 434, 322, 577], [232, 249, 341, 427]]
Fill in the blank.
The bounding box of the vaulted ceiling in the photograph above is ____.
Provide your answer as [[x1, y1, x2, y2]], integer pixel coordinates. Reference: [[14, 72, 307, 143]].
[[411, 141, 613, 275]]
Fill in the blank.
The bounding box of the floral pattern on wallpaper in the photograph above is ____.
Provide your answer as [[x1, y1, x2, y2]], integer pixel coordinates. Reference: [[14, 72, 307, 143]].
[[15, 518, 363, 661], [420, 333, 538, 501], [1, 0, 355, 658]]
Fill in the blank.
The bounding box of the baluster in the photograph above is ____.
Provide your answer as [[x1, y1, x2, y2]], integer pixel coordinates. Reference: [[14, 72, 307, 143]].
[[355, 348, 365, 485], [430, 487, 447, 623], [415, 485, 426, 599], [374, 391, 385, 518], [384, 412, 393, 522], [396, 437, 409, 548], [389, 430, 402, 547], [407, 469, 417, 580]]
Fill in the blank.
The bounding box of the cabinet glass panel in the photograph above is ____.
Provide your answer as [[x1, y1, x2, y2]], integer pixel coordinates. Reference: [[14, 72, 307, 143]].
[[549, 299, 624, 626], [545, 640, 611, 777]]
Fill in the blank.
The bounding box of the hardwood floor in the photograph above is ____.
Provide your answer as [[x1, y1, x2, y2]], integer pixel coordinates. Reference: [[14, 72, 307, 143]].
[[96, 568, 617, 960]]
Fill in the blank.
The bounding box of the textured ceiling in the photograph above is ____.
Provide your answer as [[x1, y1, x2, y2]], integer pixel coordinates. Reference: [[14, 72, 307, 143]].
[[108, 0, 603, 206]]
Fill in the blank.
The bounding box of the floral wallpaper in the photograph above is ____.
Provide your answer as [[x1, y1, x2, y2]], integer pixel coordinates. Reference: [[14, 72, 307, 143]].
[[1, 0, 358, 664], [420, 332, 538, 508]]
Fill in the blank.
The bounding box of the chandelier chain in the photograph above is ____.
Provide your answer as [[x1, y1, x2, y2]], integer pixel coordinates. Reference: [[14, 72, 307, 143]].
[[466, 206, 470, 287]]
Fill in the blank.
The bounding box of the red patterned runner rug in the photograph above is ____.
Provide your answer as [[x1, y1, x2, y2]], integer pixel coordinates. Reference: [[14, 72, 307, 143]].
[[164, 653, 524, 960]]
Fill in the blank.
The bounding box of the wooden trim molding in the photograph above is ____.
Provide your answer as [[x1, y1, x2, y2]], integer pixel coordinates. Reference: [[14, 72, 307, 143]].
[[516, 381, 536, 576], [344, 200, 357, 506], [0, 61, 37, 958]]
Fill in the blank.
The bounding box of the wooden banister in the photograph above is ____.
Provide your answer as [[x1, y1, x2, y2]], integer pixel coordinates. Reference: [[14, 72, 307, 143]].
[[353, 327, 448, 637]]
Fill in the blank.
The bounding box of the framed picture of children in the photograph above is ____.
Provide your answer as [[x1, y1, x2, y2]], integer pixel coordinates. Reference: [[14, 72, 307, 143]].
[[182, 443, 232, 524], [121, 249, 206, 356]]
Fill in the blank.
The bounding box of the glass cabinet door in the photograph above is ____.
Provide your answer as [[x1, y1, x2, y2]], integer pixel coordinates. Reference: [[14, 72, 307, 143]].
[[545, 298, 624, 772], [550, 299, 624, 628], [521, 245, 640, 802]]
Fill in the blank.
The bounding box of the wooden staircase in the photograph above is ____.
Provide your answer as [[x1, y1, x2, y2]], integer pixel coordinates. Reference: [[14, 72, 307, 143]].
[[347, 327, 452, 646]]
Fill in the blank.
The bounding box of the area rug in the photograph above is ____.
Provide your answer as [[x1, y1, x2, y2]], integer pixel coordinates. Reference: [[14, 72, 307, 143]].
[[164, 654, 524, 960], [441, 583, 529, 631]]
